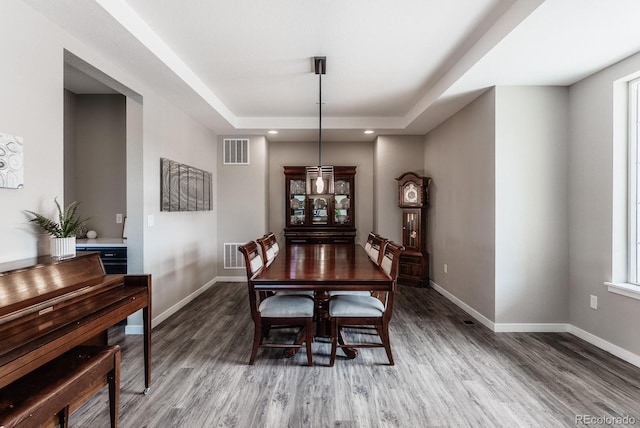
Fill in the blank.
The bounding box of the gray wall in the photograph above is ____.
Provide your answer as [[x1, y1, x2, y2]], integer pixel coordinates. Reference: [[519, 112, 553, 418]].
[[0, 0, 218, 327], [66, 93, 127, 238], [424, 90, 496, 320], [217, 135, 268, 277], [374, 135, 425, 243], [570, 51, 640, 356], [268, 140, 375, 247], [494, 86, 569, 324], [63, 90, 77, 204], [424, 87, 571, 325]]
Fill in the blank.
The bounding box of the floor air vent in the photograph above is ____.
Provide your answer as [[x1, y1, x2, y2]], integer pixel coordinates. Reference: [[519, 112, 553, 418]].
[[224, 243, 245, 269], [462, 320, 475, 325]]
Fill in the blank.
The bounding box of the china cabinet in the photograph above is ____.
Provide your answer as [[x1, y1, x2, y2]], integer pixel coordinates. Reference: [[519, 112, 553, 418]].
[[396, 172, 431, 286], [284, 166, 356, 244]]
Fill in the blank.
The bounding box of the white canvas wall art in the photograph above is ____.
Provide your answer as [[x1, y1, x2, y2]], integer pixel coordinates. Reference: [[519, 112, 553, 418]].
[[0, 133, 24, 189]]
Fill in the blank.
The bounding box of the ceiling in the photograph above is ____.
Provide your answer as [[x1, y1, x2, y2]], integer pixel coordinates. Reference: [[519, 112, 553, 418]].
[[24, 0, 640, 142]]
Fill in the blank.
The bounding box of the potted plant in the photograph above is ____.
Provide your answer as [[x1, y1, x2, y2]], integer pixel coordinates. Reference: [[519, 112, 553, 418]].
[[25, 198, 89, 258]]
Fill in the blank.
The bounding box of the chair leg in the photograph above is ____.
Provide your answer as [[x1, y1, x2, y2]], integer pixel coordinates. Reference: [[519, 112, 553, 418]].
[[249, 321, 262, 365], [381, 321, 394, 366], [329, 317, 338, 367], [57, 405, 70, 428], [305, 319, 314, 366], [108, 350, 120, 428]]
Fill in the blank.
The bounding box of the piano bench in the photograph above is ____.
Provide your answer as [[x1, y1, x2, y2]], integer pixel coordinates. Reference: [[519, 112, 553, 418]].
[[0, 345, 121, 428]]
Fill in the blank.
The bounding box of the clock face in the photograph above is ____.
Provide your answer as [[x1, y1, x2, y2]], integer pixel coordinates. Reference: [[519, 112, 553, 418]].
[[404, 182, 419, 204]]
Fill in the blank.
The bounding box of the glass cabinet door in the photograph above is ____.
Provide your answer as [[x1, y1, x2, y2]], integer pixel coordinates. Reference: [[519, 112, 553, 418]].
[[289, 179, 306, 225], [311, 196, 329, 225], [402, 209, 421, 251], [334, 179, 351, 225]]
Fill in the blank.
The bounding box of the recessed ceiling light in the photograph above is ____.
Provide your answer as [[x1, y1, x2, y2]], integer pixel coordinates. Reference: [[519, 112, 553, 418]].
[[268, 130, 278, 135], [364, 130, 375, 134]]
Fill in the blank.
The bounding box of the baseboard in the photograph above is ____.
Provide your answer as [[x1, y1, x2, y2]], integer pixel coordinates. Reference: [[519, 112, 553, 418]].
[[569, 324, 640, 369], [430, 280, 640, 369], [429, 280, 495, 330], [493, 323, 570, 333], [151, 278, 217, 328], [125, 276, 245, 333], [215, 275, 245, 283]]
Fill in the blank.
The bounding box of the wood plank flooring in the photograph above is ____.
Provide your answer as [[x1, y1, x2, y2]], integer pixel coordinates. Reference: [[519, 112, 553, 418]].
[[71, 283, 640, 427]]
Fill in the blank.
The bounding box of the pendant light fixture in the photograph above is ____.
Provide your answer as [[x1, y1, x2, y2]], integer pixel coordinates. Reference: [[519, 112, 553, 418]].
[[306, 56, 334, 195]]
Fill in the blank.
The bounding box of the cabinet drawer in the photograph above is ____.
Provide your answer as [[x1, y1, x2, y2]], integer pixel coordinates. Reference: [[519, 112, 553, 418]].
[[400, 254, 422, 265], [77, 247, 127, 259], [399, 262, 422, 277]]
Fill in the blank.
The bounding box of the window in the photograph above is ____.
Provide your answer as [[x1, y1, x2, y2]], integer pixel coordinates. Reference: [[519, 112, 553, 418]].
[[607, 78, 640, 299], [629, 79, 640, 284]]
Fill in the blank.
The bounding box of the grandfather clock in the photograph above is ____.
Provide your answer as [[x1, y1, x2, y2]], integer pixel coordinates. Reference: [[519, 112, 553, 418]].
[[396, 172, 431, 287]]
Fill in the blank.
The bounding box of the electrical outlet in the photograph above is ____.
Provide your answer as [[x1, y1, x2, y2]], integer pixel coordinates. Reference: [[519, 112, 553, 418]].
[[590, 295, 598, 310], [116, 213, 123, 224], [444, 264, 448, 274]]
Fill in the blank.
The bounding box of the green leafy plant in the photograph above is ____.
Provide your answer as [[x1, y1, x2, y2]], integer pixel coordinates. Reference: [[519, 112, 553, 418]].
[[25, 198, 89, 238]]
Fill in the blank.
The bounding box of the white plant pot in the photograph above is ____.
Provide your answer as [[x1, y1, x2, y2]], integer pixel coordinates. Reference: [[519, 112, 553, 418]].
[[51, 236, 76, 258]]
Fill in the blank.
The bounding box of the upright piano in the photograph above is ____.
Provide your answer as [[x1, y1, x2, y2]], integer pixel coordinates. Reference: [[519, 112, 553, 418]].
[[0, 252, 151, 395]]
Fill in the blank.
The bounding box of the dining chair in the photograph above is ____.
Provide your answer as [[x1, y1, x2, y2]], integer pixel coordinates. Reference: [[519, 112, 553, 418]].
[[239, 241, 314, 366], [257, 233, 277, 267], [329, 241, 404, 366], [329, 232, 385, 297], [363, 232, 376, 255], [257, 233, 314, 298], [368, 235, 388, 266], [267, 232, 280, 258]]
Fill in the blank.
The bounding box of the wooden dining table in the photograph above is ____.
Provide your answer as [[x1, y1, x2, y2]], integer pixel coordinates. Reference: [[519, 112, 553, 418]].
[[250, 243, 393, 357]]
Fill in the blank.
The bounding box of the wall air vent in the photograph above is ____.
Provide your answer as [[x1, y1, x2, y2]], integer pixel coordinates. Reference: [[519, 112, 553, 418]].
[[223, 138, 249, 165], [224, 243, 246, 269]]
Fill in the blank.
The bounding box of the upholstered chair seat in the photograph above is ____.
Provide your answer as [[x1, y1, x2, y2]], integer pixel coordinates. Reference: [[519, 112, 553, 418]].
[[259, 295, 315, 317], [239, 240, 314, 366], [329, 241, 404, 366], [329, 294, 385, 317]]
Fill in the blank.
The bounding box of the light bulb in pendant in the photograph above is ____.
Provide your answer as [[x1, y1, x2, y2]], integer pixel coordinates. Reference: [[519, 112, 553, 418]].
[[315, 175, 324, 193]]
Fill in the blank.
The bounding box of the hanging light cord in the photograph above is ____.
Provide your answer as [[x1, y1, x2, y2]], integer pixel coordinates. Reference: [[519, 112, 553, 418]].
[[318, 70, 323, 167]]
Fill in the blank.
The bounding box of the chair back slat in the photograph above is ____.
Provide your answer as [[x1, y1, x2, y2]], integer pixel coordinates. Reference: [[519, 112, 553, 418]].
[[380, 241, 404, 281], [239, 241, 264, 277], [257, 232, 278, 267], [364, 232, 376, 254], [369, 235, 389, 266]]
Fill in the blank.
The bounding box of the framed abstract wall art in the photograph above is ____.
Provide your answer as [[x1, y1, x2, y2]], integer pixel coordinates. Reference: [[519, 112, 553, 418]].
[[161, 157, 212, 212]]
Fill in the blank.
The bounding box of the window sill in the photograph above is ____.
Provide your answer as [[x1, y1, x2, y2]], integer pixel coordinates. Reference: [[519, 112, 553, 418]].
[[605, 282, 640, 301]]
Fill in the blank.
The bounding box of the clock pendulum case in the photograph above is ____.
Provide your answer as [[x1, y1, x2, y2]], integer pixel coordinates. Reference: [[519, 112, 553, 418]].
[[395, 172, 432, 286]]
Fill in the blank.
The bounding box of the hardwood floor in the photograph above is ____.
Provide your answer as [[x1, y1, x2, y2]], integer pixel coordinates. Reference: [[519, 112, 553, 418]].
[[72, 283, 640, 427]]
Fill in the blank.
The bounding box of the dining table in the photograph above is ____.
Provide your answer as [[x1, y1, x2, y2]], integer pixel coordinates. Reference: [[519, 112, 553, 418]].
[[250, 243, 393, 358]]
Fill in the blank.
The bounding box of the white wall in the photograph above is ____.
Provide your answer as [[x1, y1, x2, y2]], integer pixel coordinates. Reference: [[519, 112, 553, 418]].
[[570, 51, 640, 357], [494, 86, 569, 324], [424, 90, 496, 320], [0, 0, 218, 328], [0, 0, 65, 260]]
